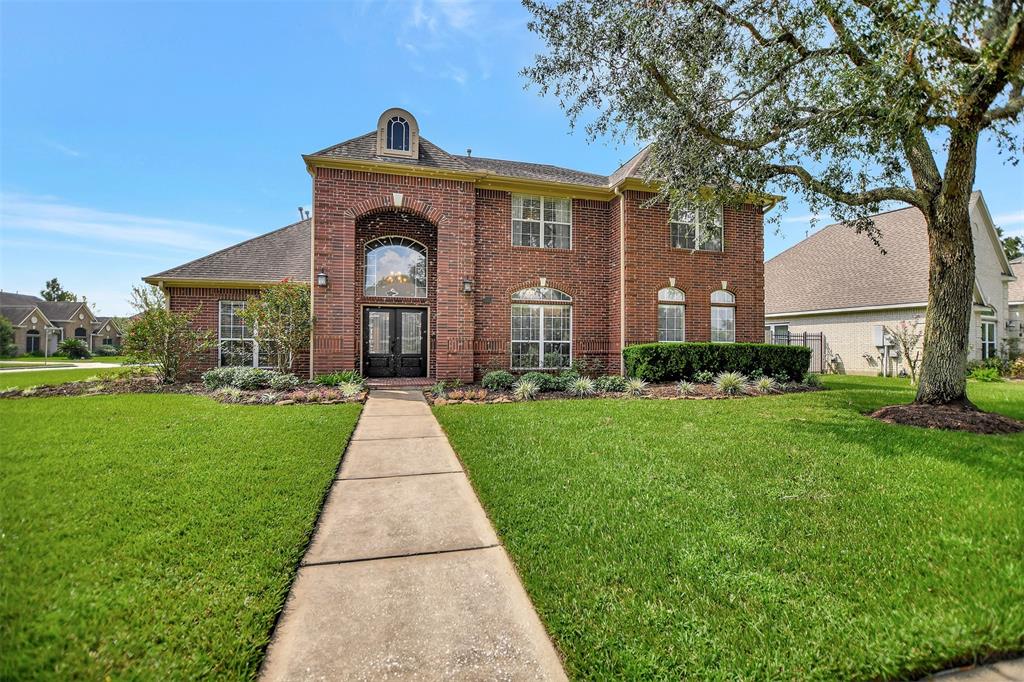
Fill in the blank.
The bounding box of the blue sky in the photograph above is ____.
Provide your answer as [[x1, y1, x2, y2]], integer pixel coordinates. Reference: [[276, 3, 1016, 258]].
[[2, 1, 1022, 316]]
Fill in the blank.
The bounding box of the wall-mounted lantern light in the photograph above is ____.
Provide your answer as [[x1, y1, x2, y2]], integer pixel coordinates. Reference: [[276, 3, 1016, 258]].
[[316, 270, 328, 287], [462, 279, 474, 294]]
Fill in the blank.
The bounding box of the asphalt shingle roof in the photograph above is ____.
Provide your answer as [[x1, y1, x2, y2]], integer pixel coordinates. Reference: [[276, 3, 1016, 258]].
[[147, 218, 311, 283], [765, 206, 932, 315], [37, 301, 86, 321], [1010, 260, 1024, 303], [311, 133, 472, 172], [453, 155, 608, 187], [0, 304, 39, 326]]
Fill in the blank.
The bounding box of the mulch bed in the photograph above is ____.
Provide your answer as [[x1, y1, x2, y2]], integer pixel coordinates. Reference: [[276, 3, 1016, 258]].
[[428, 381, 822, 405], [871, 403, 1024, 435]]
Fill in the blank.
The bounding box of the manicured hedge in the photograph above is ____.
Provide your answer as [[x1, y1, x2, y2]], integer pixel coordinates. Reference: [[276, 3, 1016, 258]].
[[623, 342, 811, 382]]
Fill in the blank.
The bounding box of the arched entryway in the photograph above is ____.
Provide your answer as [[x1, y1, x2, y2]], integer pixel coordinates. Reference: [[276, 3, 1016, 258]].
[[355, 209, 437, 378]]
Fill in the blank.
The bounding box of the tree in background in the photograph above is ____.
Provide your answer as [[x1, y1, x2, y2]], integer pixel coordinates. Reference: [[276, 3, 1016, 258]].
[[238, 280, 312, 374], [996, 226, 1023, 260], [40, 278, 76, 302], [524, 0, 1024, 410], [122, 285, 213, 383], [0, 317, 16, 357]]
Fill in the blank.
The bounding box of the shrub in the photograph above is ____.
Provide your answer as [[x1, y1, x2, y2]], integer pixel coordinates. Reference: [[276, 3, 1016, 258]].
[[481, 370, 516, 391], [214, 386, 243, 403], [122, 305, 214, 383], [94, 344, 119, 356], [512, 378, 540, 401], [551, 369, 581, 391], [269, 373, 300, 391], [259, 392, 281, 404], [595, 375, 628, 392], [429, 381, 448, 398], [0, 316, 14, 357], [567, 376, 596, 397], [314, 371, 365, 387], [623, 342, 811, 383], [773, 372, 792, 385], [969, 366, 1003, 382], [802, 372, 823, 387], [624, 377, 648, 396], [1011, 357, 1024, 379], [677, 380, 696, 396], [339, 381, 364, 398], [754, 376, 779, 394], [58, 339, 91, 359], [694, 370, 714, 384], [714, 371, 748, 395], [520, 371, 559, 392], [201, 366, 277, 390]]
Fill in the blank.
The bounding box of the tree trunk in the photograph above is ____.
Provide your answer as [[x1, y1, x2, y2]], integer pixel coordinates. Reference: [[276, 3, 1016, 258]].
[[914, 130, 979, 406]]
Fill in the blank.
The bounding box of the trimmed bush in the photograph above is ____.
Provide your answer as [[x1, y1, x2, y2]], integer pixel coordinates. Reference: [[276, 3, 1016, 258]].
[[481, 370, 516, 391], [202, 366, 277, 390], [595, 375, 628, 392], [94, 344, 119, 356], [623, 342, 811, 383], [519, 371, 560, 392], [269, 373, 300, 391], [58, 339, 91, 359]]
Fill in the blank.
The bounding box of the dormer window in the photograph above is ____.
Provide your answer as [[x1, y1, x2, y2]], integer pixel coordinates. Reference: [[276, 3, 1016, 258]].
[[376, 108, 419, 159], [387, 116, 410, 152]]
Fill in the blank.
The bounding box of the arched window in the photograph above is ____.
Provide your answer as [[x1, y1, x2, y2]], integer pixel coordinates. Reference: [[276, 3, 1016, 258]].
[[511, 287, 571, 369], [364, 237, 427, 298], [387, 116, 410, 152], [711, 290, 736, 342], [657, 287, 685, 342], [74, 327, 87, 340], [26, 329, 40, 354]]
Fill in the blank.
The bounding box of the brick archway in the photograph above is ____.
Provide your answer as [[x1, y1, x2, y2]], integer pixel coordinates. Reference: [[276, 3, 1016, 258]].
[[506, 278, 578, 300], [346, 195, 447, 227]]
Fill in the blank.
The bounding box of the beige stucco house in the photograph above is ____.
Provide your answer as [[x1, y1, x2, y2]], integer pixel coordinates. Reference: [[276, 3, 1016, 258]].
[[1009, 258, 1024, 348], [0, 291, 123, 355], [765, 192, 1017, 375]]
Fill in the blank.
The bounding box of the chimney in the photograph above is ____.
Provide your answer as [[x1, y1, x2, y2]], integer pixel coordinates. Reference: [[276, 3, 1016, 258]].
[[466, 148, 472, 157], [298, 206, 305, 220]]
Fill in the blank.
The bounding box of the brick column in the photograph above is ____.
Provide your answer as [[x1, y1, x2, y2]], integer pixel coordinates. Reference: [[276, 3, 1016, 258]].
[[312, 167, 358, 374]]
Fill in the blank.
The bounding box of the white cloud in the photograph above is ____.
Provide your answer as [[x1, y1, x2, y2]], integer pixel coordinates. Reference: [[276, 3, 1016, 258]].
[[0, 193, 254, 253], [993, 210, 1024, 227], [42, 139, 82, 158], [779, 213, 822, 224]]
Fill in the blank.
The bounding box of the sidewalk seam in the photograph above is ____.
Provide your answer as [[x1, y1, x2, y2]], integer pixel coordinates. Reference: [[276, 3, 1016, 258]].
[[300, 543, 500, 568]]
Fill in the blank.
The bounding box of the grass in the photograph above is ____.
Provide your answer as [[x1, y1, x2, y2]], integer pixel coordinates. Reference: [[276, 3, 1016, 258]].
[[434, 375, 1024, 680], [0, 367, 124, 389], [1, 394, 361, 679], [0, 355, 132, 364]]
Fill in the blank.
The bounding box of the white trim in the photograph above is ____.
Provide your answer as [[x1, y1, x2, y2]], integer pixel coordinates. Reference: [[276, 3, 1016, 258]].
[[669, 203, 724, 252], [766, 302, 929, 317], [511, 194, 573, 250], [218, 300, 259, 368], [657, 303, 685, 342], [510, 301, 573, 370]]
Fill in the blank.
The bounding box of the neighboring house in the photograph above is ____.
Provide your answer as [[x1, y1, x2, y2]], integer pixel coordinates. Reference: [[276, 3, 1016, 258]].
[[765, 192, 1016, 375], [0, 291, 123, 355], [145, 107, 771, 381], [1010, 257, 1024, 349]]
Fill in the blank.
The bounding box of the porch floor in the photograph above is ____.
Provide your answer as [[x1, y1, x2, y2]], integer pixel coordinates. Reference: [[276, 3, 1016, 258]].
[[365, 377, 435, 388]]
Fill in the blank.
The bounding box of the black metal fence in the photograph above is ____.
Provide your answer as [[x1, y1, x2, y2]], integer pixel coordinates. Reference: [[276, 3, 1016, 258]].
[[766, 331, 828, 373]]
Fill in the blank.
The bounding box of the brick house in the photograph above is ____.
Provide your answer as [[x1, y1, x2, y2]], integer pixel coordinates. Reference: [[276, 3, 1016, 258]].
[[146, 108, 770, 381], [0, 291, 124, 356]]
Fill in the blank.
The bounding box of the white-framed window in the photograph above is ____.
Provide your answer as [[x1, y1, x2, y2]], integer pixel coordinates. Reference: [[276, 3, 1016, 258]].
[[657, 287, 685, 342], [512, 195, 571, 249], [670, 203, 724, 251], [981, 320, 997, 359], [219, 300, 258, 367], [364, 237, 427, 298], [511, 287, 571, 369], [386, 116, 410, 152], [711, 289, 736, 343], [765, 323, 790, 344]]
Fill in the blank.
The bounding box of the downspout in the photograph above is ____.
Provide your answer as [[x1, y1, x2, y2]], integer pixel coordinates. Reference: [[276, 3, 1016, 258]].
[[614, 186, 626, 375]]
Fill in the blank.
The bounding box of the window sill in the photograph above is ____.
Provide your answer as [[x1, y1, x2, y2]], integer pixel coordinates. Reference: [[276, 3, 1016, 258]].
[[510, 245, 573, 253]]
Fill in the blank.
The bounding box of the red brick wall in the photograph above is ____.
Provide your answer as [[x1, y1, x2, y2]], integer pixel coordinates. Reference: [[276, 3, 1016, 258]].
[[166, 286, 311, 378], [311, 168, 476, 381], [621, 191, 765, 346], [472, 190, 617, 376]]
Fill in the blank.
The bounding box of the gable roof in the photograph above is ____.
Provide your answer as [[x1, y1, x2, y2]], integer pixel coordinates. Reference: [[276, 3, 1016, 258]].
[[312, 132, 472, 172], [0, 291, 44, 306], [145, 218, 311, 285], [765, 191, 1011, 316], [454, 154, 608, 187], [37, 301, 91, 322], [1010, 260, 1024, 304], [0, 304, 45, 327]]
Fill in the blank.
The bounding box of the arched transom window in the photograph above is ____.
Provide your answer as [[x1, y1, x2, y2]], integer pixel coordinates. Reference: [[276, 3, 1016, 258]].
[[711, 290, 736, 343], [387, 116, 410, 152], [657, 287, 685, 342], [511, 287, 571, 369], [364, 237, 427, 298]]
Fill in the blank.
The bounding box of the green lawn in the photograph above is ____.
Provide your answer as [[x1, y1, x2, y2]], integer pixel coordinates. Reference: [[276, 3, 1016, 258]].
[[0, 367, 124, 389], [0, 355, 132, 364], [1, 394, 361, 679], [434, 376, 1024, 680]]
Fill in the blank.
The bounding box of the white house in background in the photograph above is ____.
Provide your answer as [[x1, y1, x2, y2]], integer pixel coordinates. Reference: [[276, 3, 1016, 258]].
[[1010, 257, 1024, 348], [765, 191, 1017, 375]]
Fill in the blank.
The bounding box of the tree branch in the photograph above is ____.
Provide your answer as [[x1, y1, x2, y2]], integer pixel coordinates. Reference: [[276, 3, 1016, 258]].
[[697, 0, 815, 57], [764, 162, 924, 208], [985, 91, 1024, 122], [853, 0, 981, 65]]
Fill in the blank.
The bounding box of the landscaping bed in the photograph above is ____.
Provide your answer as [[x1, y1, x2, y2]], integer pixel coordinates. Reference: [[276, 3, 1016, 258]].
[[433, 375, 1024, 680]]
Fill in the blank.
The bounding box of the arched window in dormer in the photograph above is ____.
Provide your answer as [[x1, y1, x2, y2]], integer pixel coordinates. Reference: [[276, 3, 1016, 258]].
[[387, 116, 410, 152]]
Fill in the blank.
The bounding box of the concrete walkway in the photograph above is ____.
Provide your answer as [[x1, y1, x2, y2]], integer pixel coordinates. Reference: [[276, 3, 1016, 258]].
[[261, 388, 566, 681], [929, 659, 1024, 681], [0, 361, 124, 373]]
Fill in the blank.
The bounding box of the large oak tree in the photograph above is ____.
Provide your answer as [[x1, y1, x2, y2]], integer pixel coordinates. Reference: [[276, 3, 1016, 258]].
[[523, 0, 1024, 406]]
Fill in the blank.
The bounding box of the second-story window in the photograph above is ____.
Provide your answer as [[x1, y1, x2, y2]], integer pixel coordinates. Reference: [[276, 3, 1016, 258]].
[[386, 116, 410, 152], [512, 195, 571, 249], [670, 203, 724, 252]]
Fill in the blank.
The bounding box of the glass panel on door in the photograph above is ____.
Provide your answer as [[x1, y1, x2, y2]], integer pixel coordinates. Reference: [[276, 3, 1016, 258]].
[[401, 311, 422, 354], [368, 310, 391, 354]]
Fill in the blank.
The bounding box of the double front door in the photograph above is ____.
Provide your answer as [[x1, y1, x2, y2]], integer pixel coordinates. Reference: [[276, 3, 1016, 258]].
[[363, 307, 428, 378]]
